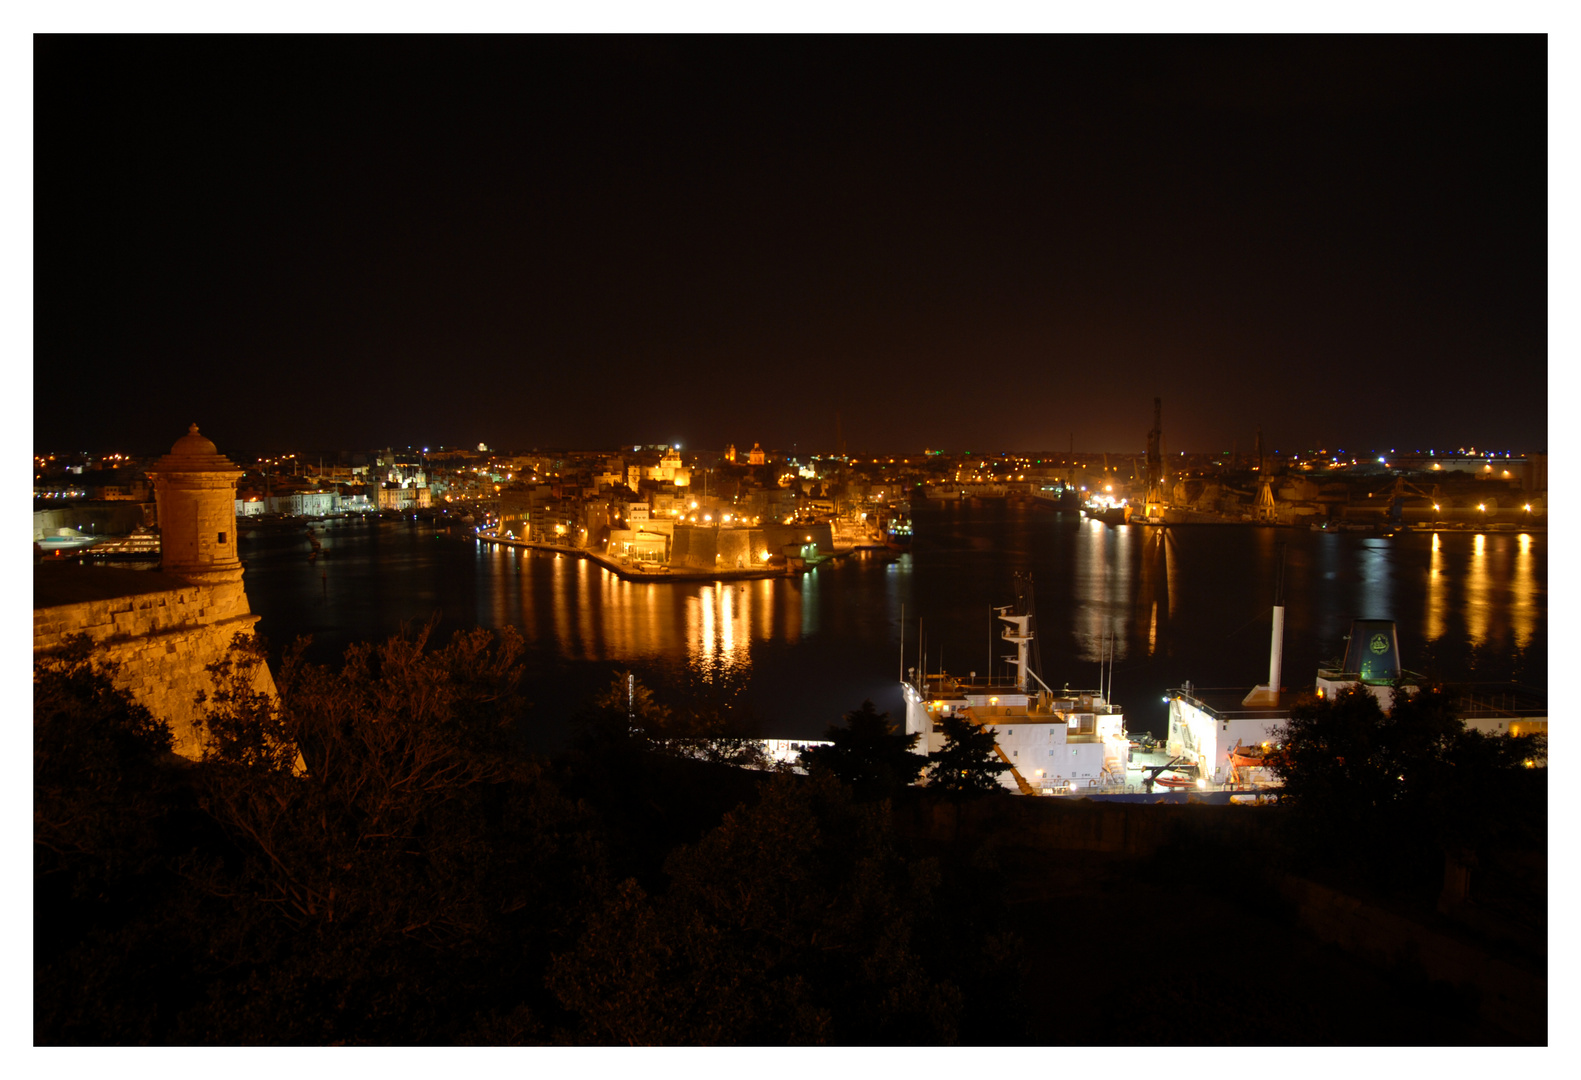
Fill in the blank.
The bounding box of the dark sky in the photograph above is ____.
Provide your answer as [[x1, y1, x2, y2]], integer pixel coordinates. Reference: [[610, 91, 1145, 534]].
[[34, 35, 1548, 458]]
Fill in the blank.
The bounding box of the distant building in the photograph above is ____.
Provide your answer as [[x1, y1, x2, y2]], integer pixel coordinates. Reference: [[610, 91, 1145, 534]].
[[748, 443, 766, 466], [376, 482, 431, 511]]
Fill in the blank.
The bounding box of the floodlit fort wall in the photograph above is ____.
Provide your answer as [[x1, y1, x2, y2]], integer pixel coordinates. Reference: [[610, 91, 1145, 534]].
[[33, 425, 278, 759], [32, 571, 271, 758], [669, 522, 835, 570]]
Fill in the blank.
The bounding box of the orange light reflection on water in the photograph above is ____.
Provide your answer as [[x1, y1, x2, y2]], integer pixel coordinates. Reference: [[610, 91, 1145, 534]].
[[1465, 533, 1489, 645], [1512, 533, 1536, 648], [687, 580, 757, 683], [1426, 532, 1446, 643]]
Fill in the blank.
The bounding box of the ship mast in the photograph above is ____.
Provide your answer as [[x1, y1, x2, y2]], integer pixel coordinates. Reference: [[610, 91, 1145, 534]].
[[998, 572, 1043, 694]]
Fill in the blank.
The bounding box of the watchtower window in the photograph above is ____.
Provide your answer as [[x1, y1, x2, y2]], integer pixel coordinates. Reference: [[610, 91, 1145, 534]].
[[218, 532, 227, 545]]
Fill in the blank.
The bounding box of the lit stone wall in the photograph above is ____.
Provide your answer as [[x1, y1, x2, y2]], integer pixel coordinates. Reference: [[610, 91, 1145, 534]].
[[34, 579, 276, 759], [716, 528, 757, 569], [670, 525, 720, 569]]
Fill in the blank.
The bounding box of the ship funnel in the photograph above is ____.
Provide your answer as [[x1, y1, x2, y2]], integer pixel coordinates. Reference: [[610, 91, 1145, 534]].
[[1242, 544, 1286, 708]]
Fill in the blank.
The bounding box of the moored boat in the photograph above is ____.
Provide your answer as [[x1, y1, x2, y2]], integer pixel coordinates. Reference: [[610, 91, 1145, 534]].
[[884, 504, 913, 550], [83, 526, 161, 559], [1082, 501, 1129, 525]]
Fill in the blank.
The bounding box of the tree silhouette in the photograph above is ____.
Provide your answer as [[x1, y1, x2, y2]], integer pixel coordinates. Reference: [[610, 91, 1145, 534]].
[[797, 700, 924, 802], [575, 670, 767, 768], [547, 771, 963, 1044], [1272, 684, 1544, 887], [179, 627, 606, 1043], [926, 713, 1010, 799]]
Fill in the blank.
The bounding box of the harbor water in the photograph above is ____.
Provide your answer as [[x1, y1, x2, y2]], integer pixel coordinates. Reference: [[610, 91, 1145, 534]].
[[236, 500, 1546, 751]]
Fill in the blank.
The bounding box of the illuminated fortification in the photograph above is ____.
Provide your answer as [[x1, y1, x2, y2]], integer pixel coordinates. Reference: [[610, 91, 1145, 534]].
[[33, 424, 277, 757]]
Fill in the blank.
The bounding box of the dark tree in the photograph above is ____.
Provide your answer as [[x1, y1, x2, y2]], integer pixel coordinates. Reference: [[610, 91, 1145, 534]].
[[179, 627, 606, 1044], [547, 771, 963, 1044], [574, 670, 768, 768], [35, 635, 175, 881], [797, 700, 925, 802], [926, 713, 1011, 799], [1271, 684, 1544, 888], [34, 636, 188, 1044]]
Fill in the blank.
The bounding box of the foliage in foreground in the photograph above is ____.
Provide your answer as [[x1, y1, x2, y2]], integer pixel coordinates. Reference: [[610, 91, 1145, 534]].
[[549, 770, 965, 1044], [1271, 684, 1545, 887], [926, 713, 1011, 799], [573, 669, 768, 769], [797, 700, 924, 802], [35, 631, 1020, 1045]]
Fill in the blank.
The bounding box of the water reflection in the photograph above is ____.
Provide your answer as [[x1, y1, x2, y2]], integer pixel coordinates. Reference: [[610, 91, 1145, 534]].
[[551, 556, 577, 657], [1136, 528, 1177, 658], [1074, 520, 1134, 663], [801, 568, 820, 639], [1512, 533, 1536, 648], [477, 545, 800, 670], [1356, 540, 1394, 620], [1465, 533, 1490, 644], [236, 516, 1547, 744], [1426, 532, 1446, 642]]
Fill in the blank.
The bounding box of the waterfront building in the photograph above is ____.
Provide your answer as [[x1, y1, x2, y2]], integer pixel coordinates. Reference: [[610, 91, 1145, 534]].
[[375, 481, 432, 512]]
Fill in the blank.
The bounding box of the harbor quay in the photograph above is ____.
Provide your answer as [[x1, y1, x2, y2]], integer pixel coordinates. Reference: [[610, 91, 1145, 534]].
[[473, 499, 897, 581], [473, 528, 796, 583]]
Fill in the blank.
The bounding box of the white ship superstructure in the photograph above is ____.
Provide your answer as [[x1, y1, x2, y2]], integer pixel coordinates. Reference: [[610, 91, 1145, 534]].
[[901, 602, 1130, 794]]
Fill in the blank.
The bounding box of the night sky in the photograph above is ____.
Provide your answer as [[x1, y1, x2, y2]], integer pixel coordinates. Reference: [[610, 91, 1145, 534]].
[[33, 35, 1548, 458]]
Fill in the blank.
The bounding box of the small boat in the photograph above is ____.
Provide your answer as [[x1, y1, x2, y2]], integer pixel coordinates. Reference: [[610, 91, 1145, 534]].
[[884, 504, 913, 550], [84, 527, 161, 559], [37, 528, 101, 551], [1227, 742, 1273, 770], [1154, 774, 1196, 788]]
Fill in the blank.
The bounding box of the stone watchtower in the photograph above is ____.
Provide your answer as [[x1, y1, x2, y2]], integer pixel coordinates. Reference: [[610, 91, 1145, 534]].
[[33, 424, 276, 758], [147, 424, 247, 604]]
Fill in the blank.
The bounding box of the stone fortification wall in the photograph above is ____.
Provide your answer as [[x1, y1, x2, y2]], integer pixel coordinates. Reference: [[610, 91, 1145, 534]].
[[716, 528, 758, 569], [34, 571, 274, 759], [667, 523, 835, 569], [670, 524, 719, 569], [672, 526, 812, 569]]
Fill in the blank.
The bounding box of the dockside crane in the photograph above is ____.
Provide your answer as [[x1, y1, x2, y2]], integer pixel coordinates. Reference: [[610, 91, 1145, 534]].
[[1371, 474, 1444, 527]]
